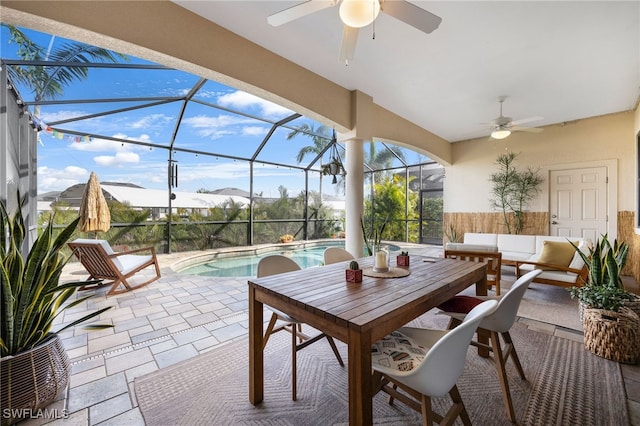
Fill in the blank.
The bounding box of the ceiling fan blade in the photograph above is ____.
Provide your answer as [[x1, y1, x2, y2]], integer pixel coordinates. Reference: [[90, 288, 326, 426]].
[[339, 25, 359, 62], [267, 0, 337, 27], [381, 0, 442, 34], [511, 126, 544, 133], [510, 116, 543, 126]]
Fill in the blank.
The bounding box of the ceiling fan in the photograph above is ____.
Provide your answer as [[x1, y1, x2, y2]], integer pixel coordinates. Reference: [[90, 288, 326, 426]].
[[487, 97, 543, 139], [267, 0, 442, 63]]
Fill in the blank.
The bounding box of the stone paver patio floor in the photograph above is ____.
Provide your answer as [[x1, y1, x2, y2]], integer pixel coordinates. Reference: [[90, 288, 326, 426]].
[[16, 243, 639, 426]]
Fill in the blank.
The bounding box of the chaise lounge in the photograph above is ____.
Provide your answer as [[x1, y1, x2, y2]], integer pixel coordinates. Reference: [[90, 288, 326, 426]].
[[68, 239, 161, 295]]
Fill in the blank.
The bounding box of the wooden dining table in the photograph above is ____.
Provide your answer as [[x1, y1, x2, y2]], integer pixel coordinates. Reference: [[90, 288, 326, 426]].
[[248, 254, 488, 426]]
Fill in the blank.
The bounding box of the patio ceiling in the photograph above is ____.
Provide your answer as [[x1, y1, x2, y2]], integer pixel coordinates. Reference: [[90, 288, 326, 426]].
[[174, 1, 640, 143]]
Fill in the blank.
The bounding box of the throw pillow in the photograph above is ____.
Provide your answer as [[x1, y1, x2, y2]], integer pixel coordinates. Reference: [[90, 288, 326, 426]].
[[436, 295, 483, 314], [536, 240, 578, 270], [372, 330, 427, 372]]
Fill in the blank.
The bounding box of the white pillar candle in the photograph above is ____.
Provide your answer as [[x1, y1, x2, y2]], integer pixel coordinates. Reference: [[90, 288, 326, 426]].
[[375, 250, 386, 269]]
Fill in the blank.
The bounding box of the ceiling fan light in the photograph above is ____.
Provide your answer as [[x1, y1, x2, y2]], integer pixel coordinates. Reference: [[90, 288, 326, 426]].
[[339, 0, 380, 28], [491, 129, 511, 139]]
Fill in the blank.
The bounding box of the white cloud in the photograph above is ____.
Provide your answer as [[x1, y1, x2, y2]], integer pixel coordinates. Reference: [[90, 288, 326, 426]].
[[68, 137, 122, 152], [182, 114, 262, 139], [195, 89, 225, 99], [94, 151, 141, 167], [67, 134, 152, 152], [129, 114, 173, 129], [112, 133, 153, 143], [217, 90, 293, 118], [37, 165, 89, 192], [39, 110, 88, 123], [242, 126, 269, 136]]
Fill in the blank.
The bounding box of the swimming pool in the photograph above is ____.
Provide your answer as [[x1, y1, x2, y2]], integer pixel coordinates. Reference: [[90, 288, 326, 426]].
[[177, 243, 401, 277]]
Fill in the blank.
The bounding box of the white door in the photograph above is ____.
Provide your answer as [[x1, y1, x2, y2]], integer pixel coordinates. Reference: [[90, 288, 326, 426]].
[[549, 166, 608, 241]]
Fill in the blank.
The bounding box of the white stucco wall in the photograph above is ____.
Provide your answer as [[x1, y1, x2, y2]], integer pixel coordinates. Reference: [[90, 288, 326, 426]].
[[444, 111, 636, 215]]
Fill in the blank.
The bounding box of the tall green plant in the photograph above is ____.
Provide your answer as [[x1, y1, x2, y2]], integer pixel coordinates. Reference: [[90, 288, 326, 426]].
[[1, 193, 112, 357], [489, 151, 543, 234], [360, 216, 387, 256]]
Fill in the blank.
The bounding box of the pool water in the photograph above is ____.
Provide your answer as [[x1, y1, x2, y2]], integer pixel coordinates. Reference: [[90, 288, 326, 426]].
[[179, 244, 400, 277]]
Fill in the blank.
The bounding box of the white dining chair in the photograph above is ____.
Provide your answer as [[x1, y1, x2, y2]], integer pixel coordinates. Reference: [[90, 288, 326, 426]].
[[257, 254, 344, 401], [437, 269, 542, 422], [371, 299, 498, 426], [323, 247, 355, 265]]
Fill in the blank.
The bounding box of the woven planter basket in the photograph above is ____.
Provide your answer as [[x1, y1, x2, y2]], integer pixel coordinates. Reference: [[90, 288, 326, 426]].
[[622, 293, 640, 318], [583, 307, 640, 364], [0, 334, 70, 426]]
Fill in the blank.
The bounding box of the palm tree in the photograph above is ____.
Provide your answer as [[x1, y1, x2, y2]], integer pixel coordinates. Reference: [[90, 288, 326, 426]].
[[366, 141, 406, 182], [3, 24, 128, 117], [287, 122, 332, 196], [287, 123, 331, 163]]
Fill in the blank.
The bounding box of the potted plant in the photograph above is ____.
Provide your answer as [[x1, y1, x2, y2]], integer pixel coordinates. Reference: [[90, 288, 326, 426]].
[[360, 217, 387, 256], [396, 251, 410, 267], [346, 260, 363, 283], [569, 234, 634, 317], [279, 234, 294, 243], [568, 235, 639, 363], [321, 159, 346, 184], [1, 193, 112, 425]]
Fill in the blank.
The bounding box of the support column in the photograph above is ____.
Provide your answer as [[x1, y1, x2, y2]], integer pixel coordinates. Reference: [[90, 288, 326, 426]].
[[345, 137, 365, 258]]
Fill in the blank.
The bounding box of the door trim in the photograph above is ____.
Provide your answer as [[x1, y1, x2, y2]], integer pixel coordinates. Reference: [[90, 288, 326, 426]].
[[541, 159, 618, 240]]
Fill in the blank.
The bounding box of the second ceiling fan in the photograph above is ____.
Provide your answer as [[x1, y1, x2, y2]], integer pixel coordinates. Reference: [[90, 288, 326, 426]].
[[487, 97, 543, 140], [267, 0, 442, 63]]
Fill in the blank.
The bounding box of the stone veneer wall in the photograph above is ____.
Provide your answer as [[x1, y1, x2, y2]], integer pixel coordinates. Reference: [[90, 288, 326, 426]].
[[444, 211, 639, 282]]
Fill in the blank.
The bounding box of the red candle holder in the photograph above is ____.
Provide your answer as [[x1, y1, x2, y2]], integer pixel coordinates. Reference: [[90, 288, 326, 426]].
[[396, 255, 410, 266], [346, 269, 363, 283]]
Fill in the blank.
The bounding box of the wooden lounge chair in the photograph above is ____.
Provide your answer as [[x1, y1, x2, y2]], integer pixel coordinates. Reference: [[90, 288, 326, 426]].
[[68, 239, 161, 295]]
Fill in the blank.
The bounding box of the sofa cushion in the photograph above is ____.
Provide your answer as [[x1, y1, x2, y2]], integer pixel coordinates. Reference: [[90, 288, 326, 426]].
[[536, 240, 578, 270], [518, 263, 578, 283], [463, 233, 498, 246], [446, 243, 498, 252], [503, 251, 536, 262], [497, 234, 536, 255]]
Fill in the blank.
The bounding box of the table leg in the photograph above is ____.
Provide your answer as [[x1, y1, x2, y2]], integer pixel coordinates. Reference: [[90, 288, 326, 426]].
[[249, 284, 264, 404], [475, 272, 490, 357], [348, 327, 373, 425]]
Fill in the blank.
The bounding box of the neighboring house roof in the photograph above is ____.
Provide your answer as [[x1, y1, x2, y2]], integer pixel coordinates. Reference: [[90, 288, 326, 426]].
[[52, 183, 249, 209], [100, 185, 249, 209], [209, 187, 257, 198]]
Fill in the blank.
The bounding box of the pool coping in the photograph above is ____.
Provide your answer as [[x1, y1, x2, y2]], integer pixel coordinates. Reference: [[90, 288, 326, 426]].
[[171, 239, 347, 271], [170, 239, 404, 273]]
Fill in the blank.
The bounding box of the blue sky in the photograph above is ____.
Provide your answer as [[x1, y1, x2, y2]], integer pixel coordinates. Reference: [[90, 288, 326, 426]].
[[1, 25, 430, 198]]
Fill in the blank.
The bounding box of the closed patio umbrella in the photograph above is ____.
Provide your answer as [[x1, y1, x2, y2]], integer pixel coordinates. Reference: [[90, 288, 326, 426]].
[[79, 172, 111, 237]]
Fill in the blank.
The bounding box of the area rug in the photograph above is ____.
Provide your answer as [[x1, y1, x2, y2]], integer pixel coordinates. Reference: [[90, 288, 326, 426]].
[[135, 317, 627, 425], [477, 271, 583, 331]]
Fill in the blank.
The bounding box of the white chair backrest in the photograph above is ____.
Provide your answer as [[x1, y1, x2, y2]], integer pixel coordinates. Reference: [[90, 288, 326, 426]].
[[480, 269, 542, 333], [323, 247, 355, 265], [257, 255, 301, 278], [406, 300, 498, 397]]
